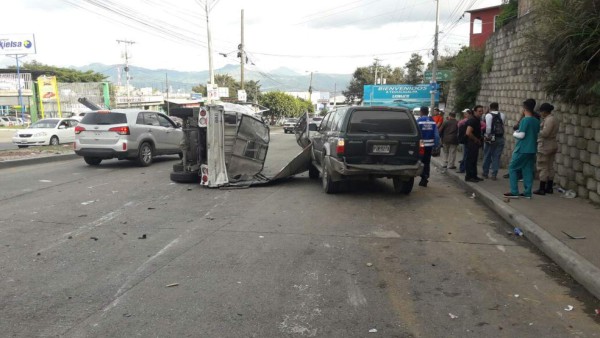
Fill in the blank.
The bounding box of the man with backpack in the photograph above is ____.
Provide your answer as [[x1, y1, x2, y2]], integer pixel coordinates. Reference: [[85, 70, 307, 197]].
[[482, 102, 506, 180]]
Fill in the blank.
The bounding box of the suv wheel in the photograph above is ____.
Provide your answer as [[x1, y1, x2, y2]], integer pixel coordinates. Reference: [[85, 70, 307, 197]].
[[137, 142, 153, 167], [321, 160, 339, 194], [393, 177, 414, 194], [84, 157, 102, 166], [170, 170, 199, 183], [308, 164, 319, 179]]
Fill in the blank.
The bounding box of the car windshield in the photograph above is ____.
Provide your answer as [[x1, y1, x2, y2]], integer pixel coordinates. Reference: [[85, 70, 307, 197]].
[[348, 110, 416, 134], [30, 119, 59, 129], [80, 112, 127, 125]]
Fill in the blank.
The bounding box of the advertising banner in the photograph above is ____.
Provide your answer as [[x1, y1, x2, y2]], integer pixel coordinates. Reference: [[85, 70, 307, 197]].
[[37, 76, 62, 118], [0, 34, 36, 55], [363, 84, 439, 109]]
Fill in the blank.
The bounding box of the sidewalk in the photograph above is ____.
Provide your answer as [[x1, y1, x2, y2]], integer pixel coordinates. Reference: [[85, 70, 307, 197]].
[[431, 156, 600, 300]]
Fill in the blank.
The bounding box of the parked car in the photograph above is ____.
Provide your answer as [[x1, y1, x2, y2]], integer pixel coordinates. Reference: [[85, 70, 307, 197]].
[[310, 116, 323, 127], [296, 106, 423, 194], [12, 118, 79, 148], [74, 109, 183, 166], [0, 116, 12, 127], [283, 118, 299, 134]]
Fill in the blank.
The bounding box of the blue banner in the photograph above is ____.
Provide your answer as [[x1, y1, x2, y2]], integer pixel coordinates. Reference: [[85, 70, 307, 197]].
[[363, 84, 439, 109]]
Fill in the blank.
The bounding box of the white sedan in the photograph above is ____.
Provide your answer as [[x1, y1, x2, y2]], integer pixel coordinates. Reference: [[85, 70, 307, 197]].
[[12, 118, 79, 148]]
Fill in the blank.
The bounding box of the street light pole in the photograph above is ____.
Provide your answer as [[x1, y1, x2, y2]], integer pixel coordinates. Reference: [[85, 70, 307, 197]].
[[205, 1, 215, 89], [430, 0, 440, 110], [240, 9, 245, 91]]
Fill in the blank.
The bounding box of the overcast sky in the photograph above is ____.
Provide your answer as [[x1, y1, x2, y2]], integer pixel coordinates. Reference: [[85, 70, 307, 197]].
[[2, 0, 500, 76]]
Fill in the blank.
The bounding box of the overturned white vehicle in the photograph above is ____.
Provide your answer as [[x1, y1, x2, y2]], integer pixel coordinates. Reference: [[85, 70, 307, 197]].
[[169, 103, 310, 187]]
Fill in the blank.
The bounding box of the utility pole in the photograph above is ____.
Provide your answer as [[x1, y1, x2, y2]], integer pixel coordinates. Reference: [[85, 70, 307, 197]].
[[333, 83, 337, 107], [205, 0, 215, 101], [373, 58, 380, 85], [430, 0, 440, 110], [308, 71, 314, 102], [165, 72, 170, 115], [240, 9, 245, 90], [117, 39, 135, 108]]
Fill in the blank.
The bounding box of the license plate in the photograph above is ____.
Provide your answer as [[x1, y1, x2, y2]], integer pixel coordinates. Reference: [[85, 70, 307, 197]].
[[372, 145, 391, 153], [94, 132, 102, 136]]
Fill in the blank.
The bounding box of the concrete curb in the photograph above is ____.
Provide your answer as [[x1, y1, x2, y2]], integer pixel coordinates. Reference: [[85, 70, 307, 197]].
[[431, 157, 600, 300], [0, 154, 79, 170]]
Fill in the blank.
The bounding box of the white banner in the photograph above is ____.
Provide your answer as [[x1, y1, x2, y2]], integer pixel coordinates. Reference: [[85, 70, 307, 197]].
[[0, 34, 36, 55], [237, 89, 247, 102]]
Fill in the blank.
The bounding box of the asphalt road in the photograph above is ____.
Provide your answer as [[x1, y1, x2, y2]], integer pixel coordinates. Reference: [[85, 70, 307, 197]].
[[0, 131, 599, 337]]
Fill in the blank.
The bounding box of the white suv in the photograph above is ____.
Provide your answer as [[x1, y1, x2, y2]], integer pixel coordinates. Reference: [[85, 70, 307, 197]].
[[74, 109, 183, 166]]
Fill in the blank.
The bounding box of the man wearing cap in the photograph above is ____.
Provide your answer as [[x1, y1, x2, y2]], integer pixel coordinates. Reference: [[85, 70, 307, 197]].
[[504, 99, 541, 199], [533, 103, 559, 195], [416, 106, 440, 187]]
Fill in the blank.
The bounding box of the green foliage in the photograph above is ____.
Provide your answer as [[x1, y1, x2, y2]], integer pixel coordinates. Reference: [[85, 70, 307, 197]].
[[259, 91, 311, 118], [404, 53, 425, 85], [12, 60, 107, 83], [343, 61, 404, 104], [192, 84, 207, 96], [495, 0, 518, 30], [482, 54, 494, 74], [529, 0, 600, 103], [450, 47, 485, 112]]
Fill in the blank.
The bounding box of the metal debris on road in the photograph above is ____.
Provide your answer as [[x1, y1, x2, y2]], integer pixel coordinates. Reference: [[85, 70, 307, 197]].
[[67, 236, 73, 239], [90, 237, 98, 241], [366, 262, 373, 267], [564, 305, 574, 311], [206, 217, 215, 220], [166, 283, 179, 287], [39, 180, 52, 183], [561, 231, 586, 239], [138, 234, 147, 239], [369, 328, 378, 333], [123, 313, 131, 317], [147, 207, 156, 210], [78, 214, 87, 217], [81, 200, 96, 205], [448, 313, 458, 319]]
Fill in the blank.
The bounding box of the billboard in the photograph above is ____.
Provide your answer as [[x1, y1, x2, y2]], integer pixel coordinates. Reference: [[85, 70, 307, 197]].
[[363, 84, 439, 109], [0, 34, 36, 55], [38, 76, 62, 118]]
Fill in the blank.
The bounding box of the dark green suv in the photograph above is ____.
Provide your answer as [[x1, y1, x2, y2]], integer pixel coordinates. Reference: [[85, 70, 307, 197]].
[[297, 106, 423, 194]]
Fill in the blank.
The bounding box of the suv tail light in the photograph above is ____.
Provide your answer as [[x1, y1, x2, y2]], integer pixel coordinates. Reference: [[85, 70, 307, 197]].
[[419, 140, 425, 156], [74, 126, 86, 134], [336, 139, 345, 155], [109, 126, 130, 135]]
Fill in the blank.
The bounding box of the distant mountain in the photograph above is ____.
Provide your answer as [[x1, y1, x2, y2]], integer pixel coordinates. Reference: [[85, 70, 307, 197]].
[[75, 63, 351, 94]]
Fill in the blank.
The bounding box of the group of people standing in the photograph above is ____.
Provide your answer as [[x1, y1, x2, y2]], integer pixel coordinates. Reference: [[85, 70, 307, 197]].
[[416, 99, 559, 199]]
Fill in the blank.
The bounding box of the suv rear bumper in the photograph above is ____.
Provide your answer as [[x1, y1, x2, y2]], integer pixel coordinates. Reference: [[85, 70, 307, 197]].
[[329, 157, 423, 177], [75, 148, 137, 159]]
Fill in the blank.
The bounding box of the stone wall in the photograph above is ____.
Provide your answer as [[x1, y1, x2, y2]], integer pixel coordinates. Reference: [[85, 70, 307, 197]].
[[446, 15, 600, 203]]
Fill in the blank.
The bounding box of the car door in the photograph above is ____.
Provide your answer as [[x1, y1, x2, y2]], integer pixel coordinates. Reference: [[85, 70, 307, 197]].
[[141, 112, 163, 150], [157, 113, 181, 153], [56, 119, 71, 142], [311, 112, 332, 164]]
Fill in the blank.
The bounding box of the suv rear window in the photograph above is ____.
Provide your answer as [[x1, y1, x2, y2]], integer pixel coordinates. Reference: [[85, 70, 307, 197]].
[[80, 112, 127, 125], [348, 110, 416, 134]]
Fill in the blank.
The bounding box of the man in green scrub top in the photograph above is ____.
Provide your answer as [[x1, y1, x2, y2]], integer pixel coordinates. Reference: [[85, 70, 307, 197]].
[[504, 99, 541, 199]]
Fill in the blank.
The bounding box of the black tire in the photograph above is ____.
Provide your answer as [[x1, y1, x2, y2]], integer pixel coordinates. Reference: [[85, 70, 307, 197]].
[[308, 164, 319, 179], [393, 177, 414, 195], [170, 170, 199, 183], [136, 142, 153, 167], [84, 157, 102, 166], [17, 145, 28, 148], [321, 159, 339, 194], [49, 136, 59, 146], [173, 163, 184, 172]]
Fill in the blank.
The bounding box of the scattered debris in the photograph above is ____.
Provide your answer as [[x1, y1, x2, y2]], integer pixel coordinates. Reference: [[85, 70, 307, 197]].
[[187, 188, 193, 191], [123, 313, 131, 318], [594, 309, 599, 315], [448, 313, 458, 319], [122, 233, 127, 235], [90, 237, 99, 241], [39, 180, 52, 183], [147, 207, 156, 210], [138, 234, 147, 240], [205, 217, 215, 220], [469, 193, 476, 199], [121, 221, 128, 224], [366, 262, 373, 267], [166, 283, 179, 287], [67, 236, 73, 239], [561, 231, 586, 240], [259, 235, 264, 239], [431, 263, 436, 267], [564, 305, 574, 312], [78, 214, 87, 218], [513, 227, 524, 237], [514, 294, 520, 298], [81, 200, 95, 205], [36, 252, 41, 256], [369, 328, 378, 333]]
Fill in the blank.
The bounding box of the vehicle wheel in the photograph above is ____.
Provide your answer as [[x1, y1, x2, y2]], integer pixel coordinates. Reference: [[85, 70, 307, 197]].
[[17, 145, 28, 148], [393, 177, 414, 195], [49, 136, 59, 146], [308, 164, 319, 179], [136, 142, 153, 167], [321, 160, 339, 194], [170, 170, 199, 183], [84, 157, 102, 166]]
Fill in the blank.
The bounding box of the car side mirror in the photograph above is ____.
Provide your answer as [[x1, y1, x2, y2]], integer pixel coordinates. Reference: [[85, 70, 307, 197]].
[[308, 124, 318, 131]]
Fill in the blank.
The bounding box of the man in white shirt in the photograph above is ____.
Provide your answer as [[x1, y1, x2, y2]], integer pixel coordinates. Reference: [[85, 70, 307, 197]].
[[482, 102, 506, 180]]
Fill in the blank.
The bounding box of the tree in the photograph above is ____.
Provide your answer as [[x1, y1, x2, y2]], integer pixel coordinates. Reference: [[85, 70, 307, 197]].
[[404, 53, 425, 85], [450, 47, 485, 112], [343, 61, 404, 104], [11, 60, 107, 82], [214, 74, 239, 98], [258, 92, 311, 120], [192, 84, 207, 96]]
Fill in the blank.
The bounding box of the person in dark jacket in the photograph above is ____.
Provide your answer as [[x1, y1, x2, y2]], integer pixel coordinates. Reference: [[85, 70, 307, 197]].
[[439, 112, 459, 169], [416, 106, 440, 187], [465, 105, 484, 182]]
